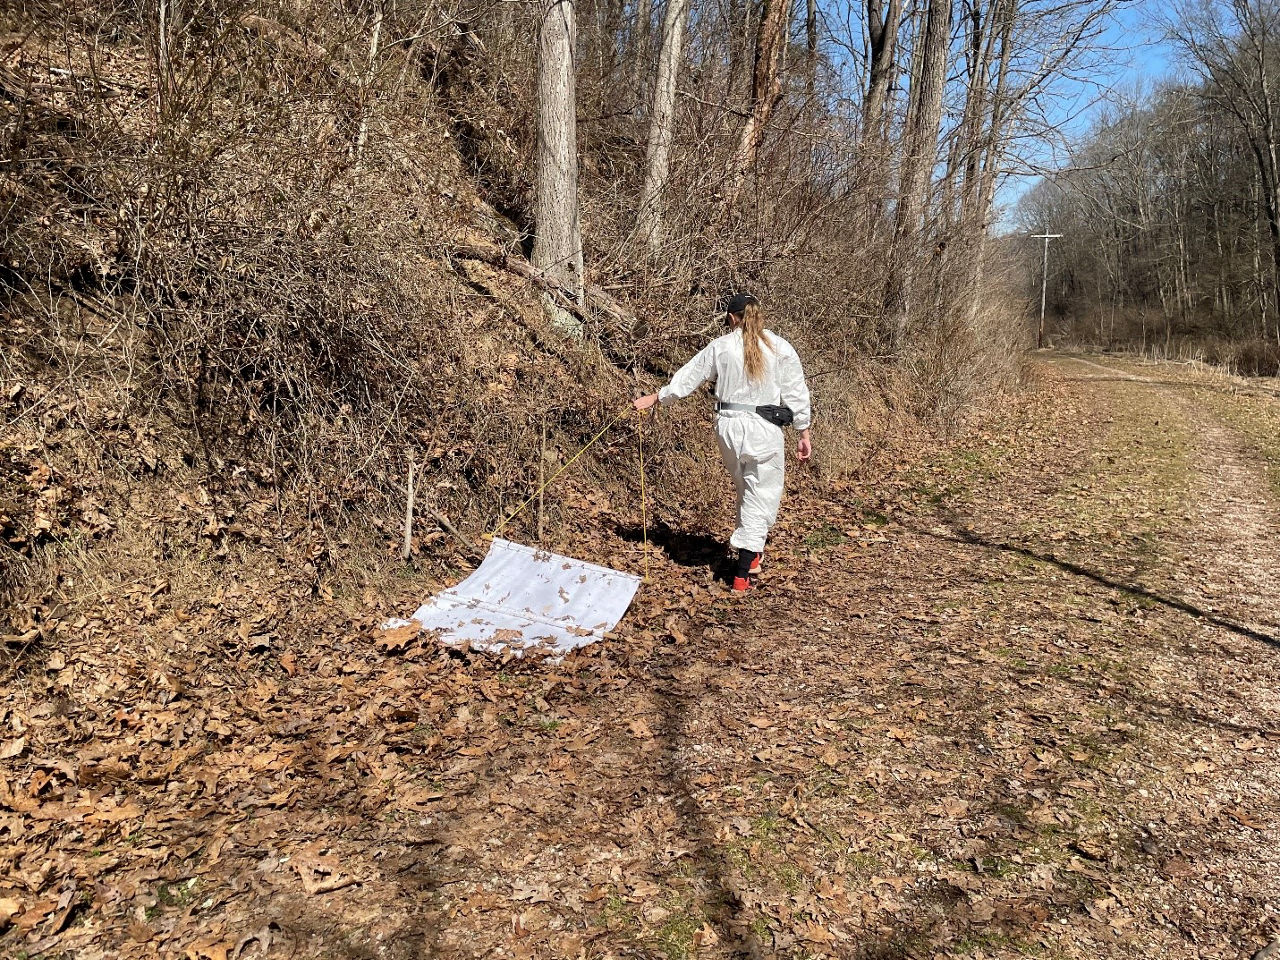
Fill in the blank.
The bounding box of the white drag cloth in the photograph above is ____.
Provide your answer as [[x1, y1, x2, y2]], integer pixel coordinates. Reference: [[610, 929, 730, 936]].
[[658, 329, 812, 552], [386, 539, 640, 656]]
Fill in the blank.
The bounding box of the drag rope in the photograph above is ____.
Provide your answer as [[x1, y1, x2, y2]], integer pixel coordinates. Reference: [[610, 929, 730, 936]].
[[489, 406, 630, 540], [637, 406, 650, 583]]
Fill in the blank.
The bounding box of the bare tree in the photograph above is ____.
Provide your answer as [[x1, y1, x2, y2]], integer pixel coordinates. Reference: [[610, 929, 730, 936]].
[[806, 0, 821, 102], [945, 0, 1018, 326], [534, 0, 586, 330], [726, 0, 757, 108], [354, 0, 385, 162], [882, 0, 952, 350], [861, 0, 904, 141], [940, 0, 1118, 333], [1017, 83, 1273, 355], [637, 0, 691, 252], [629, 0, 656, 100], [855, 0, 904, 227], [726, 0, 791, 204], [1174, 0, 1280, 321], [155, 0, 183, 119]]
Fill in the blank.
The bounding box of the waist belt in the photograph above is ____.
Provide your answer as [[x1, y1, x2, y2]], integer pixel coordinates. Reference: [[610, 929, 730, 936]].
[[716, 401, 795, 427]]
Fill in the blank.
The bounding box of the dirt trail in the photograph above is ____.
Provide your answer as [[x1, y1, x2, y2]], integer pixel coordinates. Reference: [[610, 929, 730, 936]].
[[5, 356, 1280, 960], [1038, 355, 1280, 957], [1177, 410, 1280, 637], [1156, 397, 1280, 956]]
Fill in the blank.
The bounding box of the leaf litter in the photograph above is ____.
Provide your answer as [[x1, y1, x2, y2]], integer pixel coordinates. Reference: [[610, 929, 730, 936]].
[[2, 357, 1279, 958]]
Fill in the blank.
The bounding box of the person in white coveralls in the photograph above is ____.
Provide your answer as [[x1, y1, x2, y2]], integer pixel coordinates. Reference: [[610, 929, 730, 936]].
[[633, 292, 813, 592]]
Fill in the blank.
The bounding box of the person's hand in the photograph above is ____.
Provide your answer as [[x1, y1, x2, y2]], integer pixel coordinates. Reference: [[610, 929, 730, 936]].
[[633, 393, 660, 412], [796, 429, 812, 462]]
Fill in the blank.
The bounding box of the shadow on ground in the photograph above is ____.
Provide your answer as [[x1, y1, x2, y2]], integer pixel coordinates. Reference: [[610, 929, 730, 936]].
[[615, 520, 735, 581], [919, 521, 1280, 650], [652, 669, 768, 958], [650, 643, 956, 958]]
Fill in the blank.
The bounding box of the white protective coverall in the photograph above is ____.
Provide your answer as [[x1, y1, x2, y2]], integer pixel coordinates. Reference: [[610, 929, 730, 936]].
[[658, 329, 812, 553]]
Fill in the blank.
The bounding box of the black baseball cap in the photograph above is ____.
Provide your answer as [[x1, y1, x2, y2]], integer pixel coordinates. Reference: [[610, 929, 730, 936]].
[[722, 291, 758, 316]]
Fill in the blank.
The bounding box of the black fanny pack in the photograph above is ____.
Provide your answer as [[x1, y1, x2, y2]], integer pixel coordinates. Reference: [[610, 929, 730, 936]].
[[755, 404, 795, 428], [716, 400, 796, 428]]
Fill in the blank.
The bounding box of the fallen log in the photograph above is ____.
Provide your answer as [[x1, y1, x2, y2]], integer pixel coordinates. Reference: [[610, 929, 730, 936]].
[[449, 241, 591, 324], [449, 241, 636, 332]]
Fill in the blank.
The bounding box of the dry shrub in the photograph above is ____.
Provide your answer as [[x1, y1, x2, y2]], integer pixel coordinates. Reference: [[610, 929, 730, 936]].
[[1, 2, 670, 624], [895, 258, 1029, 431], [2, 0, 1031, 650], [1057, 330, 1280, 378], [1171, 337, 1280, 377]]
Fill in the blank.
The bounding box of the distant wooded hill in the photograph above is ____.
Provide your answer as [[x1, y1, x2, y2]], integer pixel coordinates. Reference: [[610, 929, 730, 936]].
[[1017, 0, 1280, 375]]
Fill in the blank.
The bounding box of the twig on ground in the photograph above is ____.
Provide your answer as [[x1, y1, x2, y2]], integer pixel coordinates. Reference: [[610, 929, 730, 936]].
[[426, 504, 481, 558]]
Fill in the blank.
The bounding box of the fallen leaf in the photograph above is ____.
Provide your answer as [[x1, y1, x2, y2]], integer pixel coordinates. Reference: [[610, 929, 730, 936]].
[[803, 920, 836, 943], [293, 857, 358, 895], [376, 623, 420, 654], [694, 922, 719, 948], [90, 801, 142, 824], [185, 939, 232, 960], [1224, 806, 1265, 829], [627, 718, 654, 739], [16, 900, 57, 931]]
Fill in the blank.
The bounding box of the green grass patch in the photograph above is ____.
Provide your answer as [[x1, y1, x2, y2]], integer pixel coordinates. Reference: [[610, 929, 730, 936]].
[[1197, 386, 1280, 497], [146, 877, 201, 919], [804, 524, 847, 549], [599, 892, 638, 930], [1023, 374, 1195, 570], [650, 908, 703, 960], [953, 930, 1048, 957]]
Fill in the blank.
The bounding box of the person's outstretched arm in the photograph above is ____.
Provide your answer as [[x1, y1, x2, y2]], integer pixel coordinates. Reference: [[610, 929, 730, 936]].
[[634, 343, 716, 410], [778, 343, 813, 461]]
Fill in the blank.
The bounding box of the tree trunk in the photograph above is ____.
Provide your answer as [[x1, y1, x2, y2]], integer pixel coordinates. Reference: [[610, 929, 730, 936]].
[[861, 0, 903, 138], [882, 0, 952, 351], [1246, 133, 1280, 326], [157, 0, 182, 118], [726, 0, 790, 206], [961, 0, 1017, 329], [727, 0, 750, 106], [1260, 70, 1280, 323], [354, 0, 384, 162], [859, 0, 904, 229], [629, 0, 655, 112], [806, 0, 820, 103], [637, 0, 690, 253], [534, 0, 586, 331]]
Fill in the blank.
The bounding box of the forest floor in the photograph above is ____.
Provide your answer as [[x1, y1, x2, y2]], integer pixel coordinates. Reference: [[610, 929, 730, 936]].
[[4, 354, 1280, 960]]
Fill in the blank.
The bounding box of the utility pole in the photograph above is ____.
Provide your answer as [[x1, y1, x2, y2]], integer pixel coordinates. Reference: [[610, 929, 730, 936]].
[[1030, 232, 1061, 349]]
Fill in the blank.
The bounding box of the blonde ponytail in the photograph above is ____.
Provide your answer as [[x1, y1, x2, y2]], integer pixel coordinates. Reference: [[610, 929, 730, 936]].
[[740, 302, 772, 382]]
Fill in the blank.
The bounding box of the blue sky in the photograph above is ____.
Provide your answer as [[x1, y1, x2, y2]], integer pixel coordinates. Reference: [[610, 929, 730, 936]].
[[997, 0, 1178, 217]]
